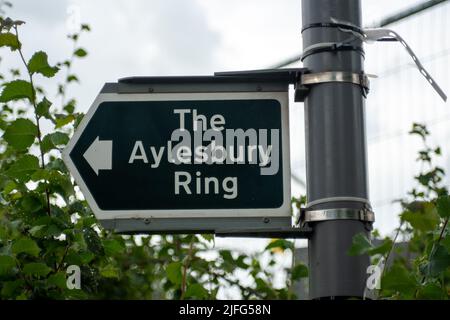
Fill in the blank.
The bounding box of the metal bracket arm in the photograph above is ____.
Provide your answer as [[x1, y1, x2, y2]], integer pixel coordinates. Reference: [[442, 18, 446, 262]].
[[300, 71, 371, 98], [216, 68, 373, 101], [121, 67, 373, 102]]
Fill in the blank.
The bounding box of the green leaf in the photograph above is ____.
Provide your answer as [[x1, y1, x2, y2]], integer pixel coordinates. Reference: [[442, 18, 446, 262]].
[[401, 202, 440, 232], [74, 113, 84, 129], [50, 132, 69, 146], [54, 114, 75, 128], [100, 264, 120, 278], [442, 234, 450, 252], [22, 262, 51, 277], [10, 68, 20, 77], [3, 118, 37, 150], [50, 175, 75, 200], [77, 251, 95, 264], [11, 238, 40, 257], [3, 180, 16, 194], [434, 147, 441, 155], [47, 158, 68, 173], [427, 245, 450, 276], [63, 99, 76, 114], [265, 239, 294, 252], [1, 279, 25, 297], [36, 97, 52, 119], [254, 277, 271, 294], [20, 193, 43, 213], [436, 195, 450, 218], [83, 228, 104, 255], [41, 132, 69, 153], [74, 48, 87, 57], [0, 255, 16, 276], [0, 32, 20, 50], [200, 234, 214, 242], [82, 216, 97, 227], [67, 75, 79, 83], [184, 283, 209, 299], [48, 272, 67, 289], [65, 250, 95, 266], [68, 34, 78, 41], [30, 168, 51, 181], [219, 250, 234, 263], [27, 51, 59, 78], [103, 239, 125, 256], [381, 264, 417, 295], [235, 255, 249, 269], [63, 289, 88, 299], [409, 123, 429, 140], [348, 233, 372, 256], [368, 238, 393, 256], [28, 225, 46, 238], [6, 155, 40, 182], [166, 261, 182, 285], [417, 283, 445, 299], [291, 264, 308, 280], [0, 80, 33, 102], [40, 136, 54, 154]]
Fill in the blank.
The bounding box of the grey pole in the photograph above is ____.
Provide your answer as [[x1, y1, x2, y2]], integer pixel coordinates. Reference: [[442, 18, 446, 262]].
[[301, 0, 372, 299]]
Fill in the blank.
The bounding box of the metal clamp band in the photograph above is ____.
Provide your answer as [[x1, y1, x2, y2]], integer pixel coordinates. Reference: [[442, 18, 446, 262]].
[[301, 22, 365, 38], [300, 71, 370, 96], [301, 43, 365, 61], [300, 208, 375, 226], [306, 196, 370, 209]]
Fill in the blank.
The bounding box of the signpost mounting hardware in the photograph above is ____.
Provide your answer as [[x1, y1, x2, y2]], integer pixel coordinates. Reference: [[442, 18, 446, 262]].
[[329, 17, 448, 102], [301, 71, 371, 97], [298, 206, 375, 227], [214, 67, 373, 101]]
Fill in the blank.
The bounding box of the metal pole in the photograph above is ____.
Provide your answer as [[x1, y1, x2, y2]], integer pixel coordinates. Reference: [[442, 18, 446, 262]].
[[301, 0, 371, 299]]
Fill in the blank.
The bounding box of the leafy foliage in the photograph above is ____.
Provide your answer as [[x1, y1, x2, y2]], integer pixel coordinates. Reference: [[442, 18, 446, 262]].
[[349, 122, 450, 300]]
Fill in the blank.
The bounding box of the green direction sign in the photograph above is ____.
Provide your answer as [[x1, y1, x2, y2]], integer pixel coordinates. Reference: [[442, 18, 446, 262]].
[[63, 77, 291, 233]]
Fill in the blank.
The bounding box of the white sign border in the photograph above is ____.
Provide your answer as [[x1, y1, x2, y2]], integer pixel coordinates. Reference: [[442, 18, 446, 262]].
[[63, 91, 291, 220]]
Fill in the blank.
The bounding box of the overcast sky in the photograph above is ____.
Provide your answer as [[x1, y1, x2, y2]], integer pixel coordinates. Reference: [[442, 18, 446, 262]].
[[3, 1, 449, 259]]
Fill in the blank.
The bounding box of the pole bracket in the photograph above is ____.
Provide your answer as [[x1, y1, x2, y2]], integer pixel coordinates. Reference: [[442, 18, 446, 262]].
[[298, 71, 371, 99], [214, 68, 371, 101], [299, 207, 375, 227], [329, 17, 447, 102]]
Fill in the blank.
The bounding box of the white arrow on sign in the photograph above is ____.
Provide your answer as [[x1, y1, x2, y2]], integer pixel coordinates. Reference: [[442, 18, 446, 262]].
[[83, 137, 113, 175]]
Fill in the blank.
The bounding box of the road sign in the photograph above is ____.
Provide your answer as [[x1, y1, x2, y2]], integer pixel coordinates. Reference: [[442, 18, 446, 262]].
[[63, 76, 291, 233]]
